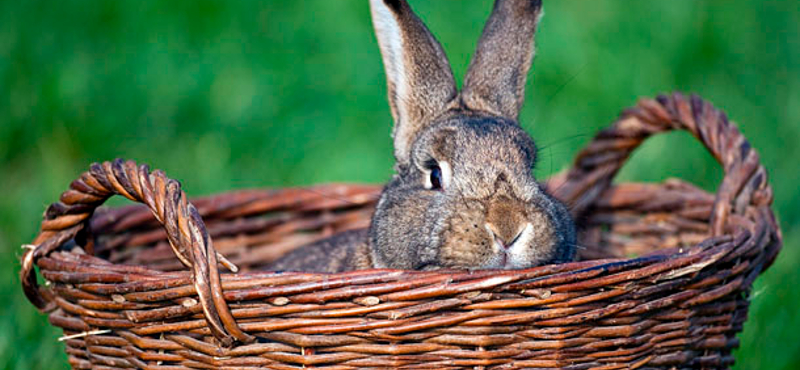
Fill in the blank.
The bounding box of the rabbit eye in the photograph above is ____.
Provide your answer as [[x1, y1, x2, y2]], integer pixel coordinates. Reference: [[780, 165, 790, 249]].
[[429, 166, 443, 190], [423, 160, 450, 190]]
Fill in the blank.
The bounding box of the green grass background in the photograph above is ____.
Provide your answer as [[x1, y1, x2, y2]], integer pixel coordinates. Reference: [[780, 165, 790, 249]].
[[1, 0, 798, 368]]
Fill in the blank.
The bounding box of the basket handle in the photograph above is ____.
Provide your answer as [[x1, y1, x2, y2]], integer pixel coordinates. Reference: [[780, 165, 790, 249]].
[[552, 93, 774, 237], [20, 159, 254, 346]]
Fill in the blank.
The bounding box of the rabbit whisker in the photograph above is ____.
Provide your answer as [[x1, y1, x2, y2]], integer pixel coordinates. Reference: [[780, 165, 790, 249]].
[[297, 186, 361, 206]]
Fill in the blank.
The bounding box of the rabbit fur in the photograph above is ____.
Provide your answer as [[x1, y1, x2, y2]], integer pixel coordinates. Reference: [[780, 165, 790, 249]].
[[269, 0, 576, 272]]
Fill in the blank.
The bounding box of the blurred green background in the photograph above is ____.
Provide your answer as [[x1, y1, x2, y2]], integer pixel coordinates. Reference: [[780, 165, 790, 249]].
[[1, 0, 797, 368]]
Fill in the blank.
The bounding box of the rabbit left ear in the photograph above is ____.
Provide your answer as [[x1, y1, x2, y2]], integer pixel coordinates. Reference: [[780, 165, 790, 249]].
[[370, 0, 458, 167], [461, 0, 544, 121]]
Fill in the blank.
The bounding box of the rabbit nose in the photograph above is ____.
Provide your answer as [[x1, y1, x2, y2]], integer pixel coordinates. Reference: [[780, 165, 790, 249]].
[[484, 194, 526, 248], [485, 222, 525, 249]]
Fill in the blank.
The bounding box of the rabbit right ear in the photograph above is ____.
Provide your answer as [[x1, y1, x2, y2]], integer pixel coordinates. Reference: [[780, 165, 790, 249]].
[[461, 0, 543, 121], [370, 0, 458, 166]]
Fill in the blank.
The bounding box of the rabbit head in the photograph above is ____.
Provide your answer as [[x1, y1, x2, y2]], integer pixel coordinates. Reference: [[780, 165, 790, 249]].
[[368, 0, 576, 270]]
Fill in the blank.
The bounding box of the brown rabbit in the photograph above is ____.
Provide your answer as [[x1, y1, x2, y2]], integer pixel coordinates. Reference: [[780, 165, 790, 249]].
[[268, 0, 576, 272]]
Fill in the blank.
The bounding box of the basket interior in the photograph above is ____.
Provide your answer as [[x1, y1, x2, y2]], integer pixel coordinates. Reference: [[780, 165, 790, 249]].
[[87, 179, 714, 273]]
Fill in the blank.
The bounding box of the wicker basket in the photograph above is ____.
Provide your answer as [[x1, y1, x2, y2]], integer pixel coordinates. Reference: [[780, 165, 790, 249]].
[[21, 93, 781, 369]]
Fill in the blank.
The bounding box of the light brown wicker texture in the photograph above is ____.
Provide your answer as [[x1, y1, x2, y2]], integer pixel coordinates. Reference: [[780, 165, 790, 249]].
[[20, 93, 782, 369]]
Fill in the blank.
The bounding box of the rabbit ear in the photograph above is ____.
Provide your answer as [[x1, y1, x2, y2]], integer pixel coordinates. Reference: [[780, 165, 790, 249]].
[[370, 0, 458, 166], [461, 0, 543, 121]]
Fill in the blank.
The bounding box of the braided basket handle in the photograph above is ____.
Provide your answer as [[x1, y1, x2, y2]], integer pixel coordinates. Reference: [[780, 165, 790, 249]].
[[553, 93, 774, 237], [20, 159, 253, 346]]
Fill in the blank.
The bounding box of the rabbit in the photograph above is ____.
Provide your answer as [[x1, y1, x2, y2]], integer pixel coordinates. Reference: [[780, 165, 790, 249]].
[[268, 0, 576, 273]]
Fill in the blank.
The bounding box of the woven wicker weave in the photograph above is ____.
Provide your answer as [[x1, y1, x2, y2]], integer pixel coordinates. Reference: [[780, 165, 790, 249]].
[[21, 93, 781, 369]]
